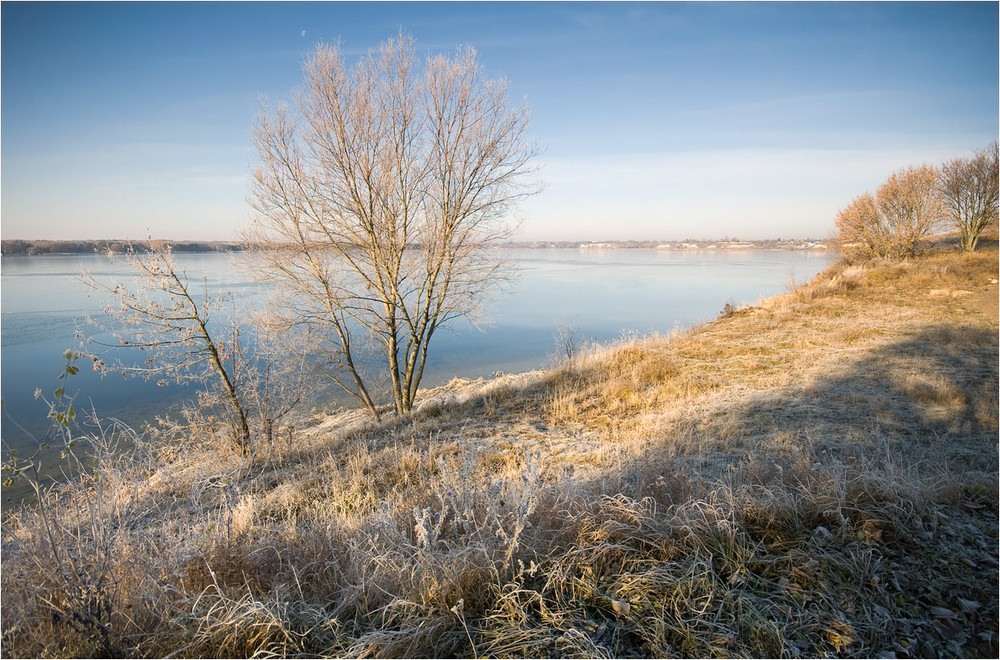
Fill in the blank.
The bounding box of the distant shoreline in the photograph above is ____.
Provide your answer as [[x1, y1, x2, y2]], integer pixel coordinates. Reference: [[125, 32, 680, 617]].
[[503, 239, 830, 251], [0, 239, 245, 256], [2, 238, 830, 256]]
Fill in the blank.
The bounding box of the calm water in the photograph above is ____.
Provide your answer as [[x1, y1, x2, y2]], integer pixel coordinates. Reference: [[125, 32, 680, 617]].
[[1, 248, 830, 464]]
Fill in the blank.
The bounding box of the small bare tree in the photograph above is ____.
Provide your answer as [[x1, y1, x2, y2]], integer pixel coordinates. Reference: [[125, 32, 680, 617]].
[[553, 321, 580, 363], [246, 34, 539, 418], [82, 240, 253, 452], [835, 164, 945, 260], [939, 142, 999, 252]]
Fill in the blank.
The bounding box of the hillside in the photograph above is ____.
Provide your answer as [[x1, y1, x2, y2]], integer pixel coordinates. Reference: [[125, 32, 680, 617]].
[[2, 240, 997, 658]]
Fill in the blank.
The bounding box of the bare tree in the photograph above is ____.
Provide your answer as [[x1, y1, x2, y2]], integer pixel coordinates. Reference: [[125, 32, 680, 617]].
[[835, 164, 945, 260], [553, 320, 580, 363], [939, 142, 999, 252], [245, 34, 539, 418], [82, 240, 253, 452]]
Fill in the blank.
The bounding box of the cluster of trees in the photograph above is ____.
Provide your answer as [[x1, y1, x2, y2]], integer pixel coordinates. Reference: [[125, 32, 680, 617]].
[[835, 143, 999, 260], [80, 34, 537, 452]]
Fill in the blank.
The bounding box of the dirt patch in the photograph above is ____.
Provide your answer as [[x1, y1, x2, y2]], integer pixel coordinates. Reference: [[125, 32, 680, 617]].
[[963, 280, 999, 325]]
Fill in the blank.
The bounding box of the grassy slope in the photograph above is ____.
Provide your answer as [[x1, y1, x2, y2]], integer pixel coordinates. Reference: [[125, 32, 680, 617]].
[[2, 242, 997, 658]]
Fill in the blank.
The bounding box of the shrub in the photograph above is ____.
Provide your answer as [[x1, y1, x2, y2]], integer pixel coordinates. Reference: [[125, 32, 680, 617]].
[[836, 165, 945, 260]]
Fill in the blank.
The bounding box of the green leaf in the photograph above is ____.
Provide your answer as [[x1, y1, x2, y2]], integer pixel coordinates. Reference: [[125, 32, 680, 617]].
[[2, 478, 12, 487], [67, 405, 75, 420], [54, 387, 64, 398], [65, 366, 79, 375]]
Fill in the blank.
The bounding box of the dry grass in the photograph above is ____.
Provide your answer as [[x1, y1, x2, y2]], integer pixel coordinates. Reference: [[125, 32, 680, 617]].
[[2, 242, 997, 658]]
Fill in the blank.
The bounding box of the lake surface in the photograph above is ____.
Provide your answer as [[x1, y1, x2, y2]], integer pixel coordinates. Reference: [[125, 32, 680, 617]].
[[1, 248, 830, 476]]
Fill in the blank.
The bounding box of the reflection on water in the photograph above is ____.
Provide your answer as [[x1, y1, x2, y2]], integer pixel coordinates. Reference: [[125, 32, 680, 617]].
[[1, 247, 831, 468]]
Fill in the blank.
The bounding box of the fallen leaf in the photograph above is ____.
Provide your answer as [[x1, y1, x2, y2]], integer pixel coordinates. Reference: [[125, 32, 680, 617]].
[[928, 605, 958, 620], [611, 599, 631, 616], [932, 616, 964, 640]]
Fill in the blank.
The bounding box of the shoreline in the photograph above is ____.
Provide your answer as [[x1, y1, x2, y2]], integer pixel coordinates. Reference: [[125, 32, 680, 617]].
[[1, 237, 830, 256]]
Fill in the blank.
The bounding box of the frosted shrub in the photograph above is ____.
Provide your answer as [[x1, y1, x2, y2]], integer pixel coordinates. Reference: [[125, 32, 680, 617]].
[[424, 451, 542, 570]]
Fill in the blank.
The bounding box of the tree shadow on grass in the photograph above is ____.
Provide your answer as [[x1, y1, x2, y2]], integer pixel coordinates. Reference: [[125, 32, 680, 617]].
[[749, 323, 995, 463], [562, 322, 1000, 659], [590, 322, 1000, 498]]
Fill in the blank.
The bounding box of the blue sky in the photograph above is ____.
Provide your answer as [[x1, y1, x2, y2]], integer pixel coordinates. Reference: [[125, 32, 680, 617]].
[[2, 1, 997, 241]]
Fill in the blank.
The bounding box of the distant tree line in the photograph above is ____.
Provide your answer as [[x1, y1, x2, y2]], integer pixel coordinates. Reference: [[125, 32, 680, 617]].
[[835, 142, 998, 260], [1, 239, 245, 256], [503, 238, 827, 250], [3, 237, 829, 256]]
